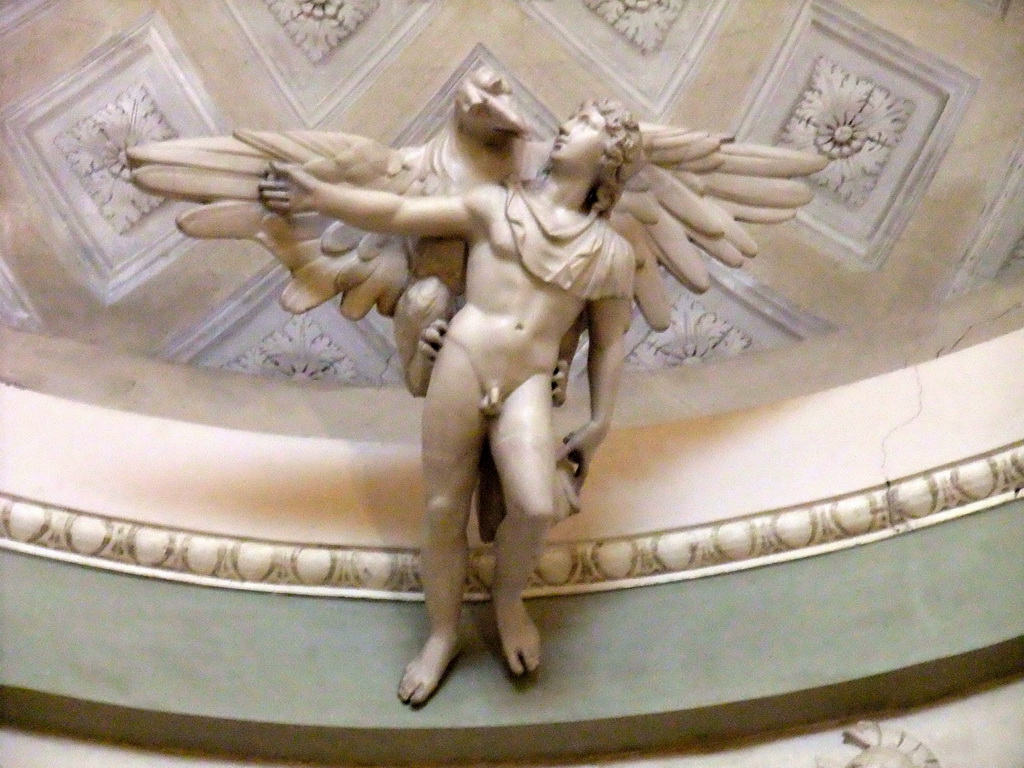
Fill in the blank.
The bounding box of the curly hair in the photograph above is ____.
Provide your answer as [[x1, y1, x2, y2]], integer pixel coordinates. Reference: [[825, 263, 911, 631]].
[[583, 98, 642, 216]]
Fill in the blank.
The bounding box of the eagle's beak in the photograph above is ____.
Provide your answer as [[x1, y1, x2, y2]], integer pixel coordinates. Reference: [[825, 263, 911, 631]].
[[480, 94, 531, 137]]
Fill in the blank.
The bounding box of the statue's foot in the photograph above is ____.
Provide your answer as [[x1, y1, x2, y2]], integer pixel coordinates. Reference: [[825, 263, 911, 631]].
[[494, 597, 540, 675], [398, 633, 460, 706]]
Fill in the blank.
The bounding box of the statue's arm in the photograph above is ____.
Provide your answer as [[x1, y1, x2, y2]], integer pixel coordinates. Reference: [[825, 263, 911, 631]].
[[584, 296, 631, 437], [558, 296, 631, 480], [260, 162, 474, 239]]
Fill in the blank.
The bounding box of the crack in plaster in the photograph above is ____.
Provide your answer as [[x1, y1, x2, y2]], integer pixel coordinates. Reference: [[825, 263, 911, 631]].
[[880, 364, 924, 521], [934, 302, 1024, 358]]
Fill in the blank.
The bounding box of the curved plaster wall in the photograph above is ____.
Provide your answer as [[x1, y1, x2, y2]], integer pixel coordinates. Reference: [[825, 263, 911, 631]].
[[1, 325, 1022, 595], [1, 326, 1022, 762]]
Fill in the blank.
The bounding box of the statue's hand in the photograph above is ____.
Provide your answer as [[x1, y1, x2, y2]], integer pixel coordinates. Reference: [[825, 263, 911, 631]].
[[557, 421, 609, 486], [418, 319, 448, 361], [258, 162, 319, 215], [551, 358, 570, 407]]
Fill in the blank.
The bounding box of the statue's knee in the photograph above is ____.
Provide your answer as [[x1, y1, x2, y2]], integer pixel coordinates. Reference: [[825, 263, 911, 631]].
[[514, 495, 556, 523], [425, 497, 467, 539]]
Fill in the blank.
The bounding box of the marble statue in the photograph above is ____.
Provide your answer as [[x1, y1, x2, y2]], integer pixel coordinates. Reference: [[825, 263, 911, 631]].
[[128, 68, 826, 705]]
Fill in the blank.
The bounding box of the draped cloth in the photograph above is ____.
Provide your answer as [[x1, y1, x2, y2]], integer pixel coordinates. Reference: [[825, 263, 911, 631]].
[[504, 181, 635, 300]]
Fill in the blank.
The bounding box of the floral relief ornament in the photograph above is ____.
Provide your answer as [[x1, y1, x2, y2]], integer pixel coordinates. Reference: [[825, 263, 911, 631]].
[[261, 0, 379, 63], [780, 57, 914, 207], [225, 314, 361, 382], [626, 296, 752, 369], [54, 83, 177, 235], [582, 0, 685, 54]]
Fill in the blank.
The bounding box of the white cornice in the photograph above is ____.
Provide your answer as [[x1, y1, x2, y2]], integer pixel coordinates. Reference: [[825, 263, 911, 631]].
[[3, 440, 1021, 600]]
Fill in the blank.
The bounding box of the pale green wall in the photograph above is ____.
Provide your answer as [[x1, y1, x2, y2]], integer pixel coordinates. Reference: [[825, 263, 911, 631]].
[[2, 501, 1023, 762]]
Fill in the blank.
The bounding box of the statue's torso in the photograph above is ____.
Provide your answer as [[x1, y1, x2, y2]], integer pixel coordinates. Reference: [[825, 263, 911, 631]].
[[444, 186, 590, 387]]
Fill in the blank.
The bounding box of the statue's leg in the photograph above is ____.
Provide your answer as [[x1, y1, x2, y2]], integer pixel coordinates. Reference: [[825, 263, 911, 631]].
[[399, 343, 485, 706], [488, 374, 556, 675]]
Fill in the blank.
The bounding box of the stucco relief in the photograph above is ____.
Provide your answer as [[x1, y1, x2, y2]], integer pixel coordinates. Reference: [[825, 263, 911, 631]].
[[780, 57, 914, 208], [54, 84, 178, 235], [260, 0, 379, 63], [627, 297, 753, 369], [3, 439, 1020, 600], [817, 721, 941, 768], [224, 314, 362, 382], [735, 0, 976, 270], [582, 0, 684, 53]]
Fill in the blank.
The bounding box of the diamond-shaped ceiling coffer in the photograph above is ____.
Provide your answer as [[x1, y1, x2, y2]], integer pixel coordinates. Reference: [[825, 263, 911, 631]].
[[735, 0, 976, 270], [517, 0, 730, 117], [223, 0, 437, 127], [1, 14, 225, 304]]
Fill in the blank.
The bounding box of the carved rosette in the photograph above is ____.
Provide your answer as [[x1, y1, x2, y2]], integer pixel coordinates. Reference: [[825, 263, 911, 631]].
[[53, 84, 178, 235], [816, 721, 941, 768], [582, 0, 684, 53], [627, 298, 753, 369], [780, 57, 914, 207], [260, 0, 379, 63], [224, 315, 363, 382]]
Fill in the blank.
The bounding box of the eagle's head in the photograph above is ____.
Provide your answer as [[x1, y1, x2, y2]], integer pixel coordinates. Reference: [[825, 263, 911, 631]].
[[454, 66, 531, 145]]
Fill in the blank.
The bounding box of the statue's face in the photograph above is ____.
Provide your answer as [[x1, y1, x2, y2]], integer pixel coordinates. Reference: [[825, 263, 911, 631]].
[[550, 106, 607, 173]]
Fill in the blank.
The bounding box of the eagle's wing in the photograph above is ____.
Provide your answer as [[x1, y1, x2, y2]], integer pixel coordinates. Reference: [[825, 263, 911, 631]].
[[617, 123, 827, 331], [129, 129, 421, 203], [128, 130, 431, 313]]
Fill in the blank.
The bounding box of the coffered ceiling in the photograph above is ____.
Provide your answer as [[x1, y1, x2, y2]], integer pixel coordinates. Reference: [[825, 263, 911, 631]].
[[1, 0, 1022, 399]]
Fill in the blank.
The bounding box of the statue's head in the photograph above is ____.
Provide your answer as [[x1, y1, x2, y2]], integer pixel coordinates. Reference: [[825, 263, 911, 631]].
[[577, 99, 642, 215], [454, 66, 530, 142]]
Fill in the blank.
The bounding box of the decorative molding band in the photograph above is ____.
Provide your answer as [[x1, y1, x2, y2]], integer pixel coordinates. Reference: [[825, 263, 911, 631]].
[[963, 0, 1011, 17], [0, 0, 61, 38], [3, 442, 1022, 601]]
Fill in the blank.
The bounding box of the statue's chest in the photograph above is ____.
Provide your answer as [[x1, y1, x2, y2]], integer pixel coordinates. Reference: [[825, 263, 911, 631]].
[[485, 214, 520, 263]]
